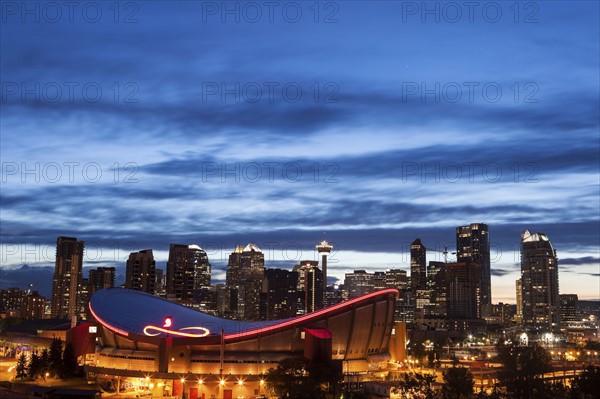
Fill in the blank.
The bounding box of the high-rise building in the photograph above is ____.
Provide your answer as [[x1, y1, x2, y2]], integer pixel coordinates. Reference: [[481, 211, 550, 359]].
[[344, 270, 375, 299], [316, 239, 333, 297], [0, 288, 26, 318], [485, 303, 517, 327], [89, 267, 115, 294], [155, 268, 165, 296], [373, 271, 387, 291], [23, 291, 46, 320], [166, 244, 211, 306], [261, 268, 298, 320], [444, 262, 481, 320], [559, 294, 578, 326], [456, 224, 491, 309], [385, 269, 412, 322], [0, 288, 47, 320], [515, 278, 523, 324], [410, 238, 430, 311], [81, 266, 115, 319], [410, 238, 426, 292], [51, 236, 84, 319], [294, 261, 323, 314], [225, 244, 264, 320], [425, 261, 446, 318], [520, 230, 560, 332], [78, 277, 90, 320], [385, 269, 409, 291], [323, 285, 344, 308], [125, 249, 156, 294]]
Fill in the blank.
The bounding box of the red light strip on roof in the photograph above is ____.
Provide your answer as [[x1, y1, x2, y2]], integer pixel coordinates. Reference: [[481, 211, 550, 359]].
[[89, 302, 129, 337], [224, 288, 398, 341]]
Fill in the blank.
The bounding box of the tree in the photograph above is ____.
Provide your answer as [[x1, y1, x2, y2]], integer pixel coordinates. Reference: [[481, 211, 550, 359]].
[[28, 352, 42, 379], [266, 357, 339, 399], [496, 343, 554, 399], [62, 343, 78, 378], [393, 372, 438, 399], [16, 352, 28, 380], [409, 340, 427, 363], [40, 348, 49, 378], [442, 366, 474, 399], [48, 338, 63, 378], [428, 351, 436, 368], [570, 365, 600, 399]]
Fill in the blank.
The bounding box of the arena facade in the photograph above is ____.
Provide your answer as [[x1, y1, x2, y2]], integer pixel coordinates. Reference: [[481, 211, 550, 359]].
[[87, 288, 402, 399]]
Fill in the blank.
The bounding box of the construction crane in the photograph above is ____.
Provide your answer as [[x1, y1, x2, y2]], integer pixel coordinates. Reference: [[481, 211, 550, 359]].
[[429, 245, 456, 263]]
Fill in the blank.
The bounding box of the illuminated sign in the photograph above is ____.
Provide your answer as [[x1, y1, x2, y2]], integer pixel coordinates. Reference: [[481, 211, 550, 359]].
[[163, 316, 172, 328], [143, 325, 210, 338], [88, 326, 97, 333]]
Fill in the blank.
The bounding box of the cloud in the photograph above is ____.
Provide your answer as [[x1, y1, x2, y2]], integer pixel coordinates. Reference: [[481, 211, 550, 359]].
[[559, 256, 600, 266], [490, 268, 516, 277], [1, 1, 598, 302]]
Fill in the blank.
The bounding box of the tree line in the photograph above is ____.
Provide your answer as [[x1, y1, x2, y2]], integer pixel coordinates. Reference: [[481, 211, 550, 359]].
[[14, 338, 80, 381]]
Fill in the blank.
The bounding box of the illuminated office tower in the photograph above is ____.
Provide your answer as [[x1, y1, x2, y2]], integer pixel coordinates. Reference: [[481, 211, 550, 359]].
[[294, 260, 323, 314], [444, 262, 481, 320], [559, 294, 578, 326], [80, 266, 115, 319], [515, 278, 523, 324], [225, 243, 264, 320], [126, 249, 156, 294], [316, 239, 333, 296], [23, 291, 46, 320], [425, 261, 446, 318], [385, 269, 409, 291], [0, 288, 26, 318], [89, 267, 115, 294], [344, 270, 375, 300], [77, 277, 90, 320], [261, 268, 298, 320], [456, 223, 491, 309], [520, 230, 560, 332], [410, 238, 426, 292], [166, 244, 211, 306], [51, 236, 84, 319], [410, 238, 429, 310]]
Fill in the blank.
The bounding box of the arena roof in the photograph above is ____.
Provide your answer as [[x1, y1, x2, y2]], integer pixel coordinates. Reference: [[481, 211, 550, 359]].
[[89, 288, 398, 342]]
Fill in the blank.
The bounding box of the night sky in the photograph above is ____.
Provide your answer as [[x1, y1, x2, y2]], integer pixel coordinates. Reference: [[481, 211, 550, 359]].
[[1, 1, 599, 302]]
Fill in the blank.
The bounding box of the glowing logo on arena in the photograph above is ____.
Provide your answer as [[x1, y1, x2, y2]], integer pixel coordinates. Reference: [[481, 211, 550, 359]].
[[143, 316, 210, 337]]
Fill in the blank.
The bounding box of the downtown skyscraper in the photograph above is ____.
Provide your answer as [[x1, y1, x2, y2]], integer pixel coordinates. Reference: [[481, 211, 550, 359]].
[[166, 244, 211, 306], [456, 223, 491, 309], [294, 260, 323, 314], [125, 249, 157, 294], [410, 238, 428, 310], [520, 230, 560, 332], [51, 236, 84, 319], [410, 238, 426, 292], [225, 243, 264, 320], [89, 267, 115, 295]]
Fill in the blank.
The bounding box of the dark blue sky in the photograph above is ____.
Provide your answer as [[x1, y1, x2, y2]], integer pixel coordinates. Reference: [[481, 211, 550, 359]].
[[1, 1, 599, 301]]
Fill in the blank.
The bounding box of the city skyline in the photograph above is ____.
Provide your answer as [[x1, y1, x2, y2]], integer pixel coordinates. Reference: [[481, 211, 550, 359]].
[[1, 225, 598, 304], [1, 2, 599, 304]]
